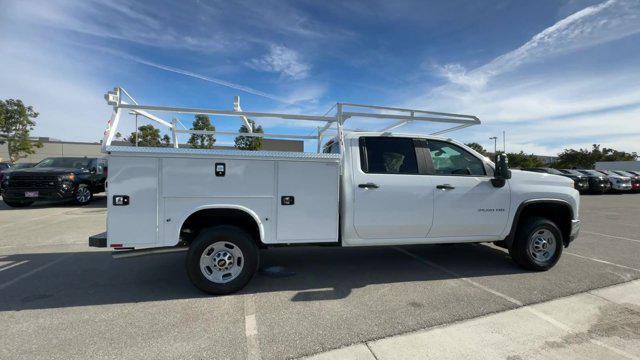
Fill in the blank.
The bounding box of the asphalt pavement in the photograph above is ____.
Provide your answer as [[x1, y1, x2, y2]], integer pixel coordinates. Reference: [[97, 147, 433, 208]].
[[1, 193, 639, 359]]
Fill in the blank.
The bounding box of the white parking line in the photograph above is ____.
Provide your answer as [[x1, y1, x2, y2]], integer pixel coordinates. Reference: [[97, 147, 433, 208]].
[[393, 246, 637, 359], [393, 247, 523, 306], [244, 294, 261, 360], [0, 253, 73, 290], [583, 230, 640, 244], [566, 251, 640, 272], [0, 260, 28, 272]]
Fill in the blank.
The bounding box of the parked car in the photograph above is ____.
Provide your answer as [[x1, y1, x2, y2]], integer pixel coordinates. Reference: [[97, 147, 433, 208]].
[[523, 168, 589, 193], [576, 170, 611, 193], [613, 170, 640, 192], [597, 170, 633, 192], [1, 157, 108, 207]]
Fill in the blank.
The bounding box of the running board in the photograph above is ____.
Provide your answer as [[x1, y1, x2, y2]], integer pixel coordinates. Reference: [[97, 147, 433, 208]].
[[112, 246, 188, 259]]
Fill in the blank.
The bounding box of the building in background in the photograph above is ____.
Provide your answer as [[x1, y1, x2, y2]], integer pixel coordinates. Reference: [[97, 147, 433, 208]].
[[595, 161, 640, 171], [0, 137, 303, 163]]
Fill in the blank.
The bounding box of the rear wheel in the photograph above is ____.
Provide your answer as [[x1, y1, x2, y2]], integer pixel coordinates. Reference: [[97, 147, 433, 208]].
[[3, 199, 34, 208], [509, 217, 563, 271], [186, 225, 259, 295]]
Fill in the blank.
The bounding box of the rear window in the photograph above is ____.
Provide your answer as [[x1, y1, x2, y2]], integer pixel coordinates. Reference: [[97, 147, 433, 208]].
[[360, 137, 418, 174]]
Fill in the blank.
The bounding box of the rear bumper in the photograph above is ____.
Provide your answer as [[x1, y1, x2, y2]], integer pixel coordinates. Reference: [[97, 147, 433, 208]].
[[89, 232, 107, 248], [569, 219, 581, 242]]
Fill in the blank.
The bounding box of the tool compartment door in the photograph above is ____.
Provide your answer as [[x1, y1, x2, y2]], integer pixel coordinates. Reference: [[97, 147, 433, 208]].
[[276, 161, 339, 243], [106, 156, 159, 248]]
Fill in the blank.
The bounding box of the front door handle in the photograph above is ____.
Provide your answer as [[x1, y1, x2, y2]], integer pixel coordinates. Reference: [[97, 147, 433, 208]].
[[358, 183, 380, 189], [436, 184, 455, 190]]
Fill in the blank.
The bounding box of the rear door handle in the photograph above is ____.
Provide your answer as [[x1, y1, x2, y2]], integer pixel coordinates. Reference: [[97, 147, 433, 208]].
[[358, 183, 380, 189], [436, 184, 455, 190]]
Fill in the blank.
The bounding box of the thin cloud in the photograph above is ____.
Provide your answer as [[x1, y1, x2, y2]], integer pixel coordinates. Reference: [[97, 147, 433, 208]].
[[248, 45, 310, 80], [434, 0, 640, 88]]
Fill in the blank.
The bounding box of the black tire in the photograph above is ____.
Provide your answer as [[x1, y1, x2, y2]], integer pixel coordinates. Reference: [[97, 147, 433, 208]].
[[186, 225, 259, 295], [74, 184, 93, 205], [509, 216, 563, 271], [3, 199, 34, 208]]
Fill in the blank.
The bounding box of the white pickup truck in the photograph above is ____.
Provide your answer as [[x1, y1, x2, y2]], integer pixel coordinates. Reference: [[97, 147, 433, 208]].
[[90, 88, 581, 294]]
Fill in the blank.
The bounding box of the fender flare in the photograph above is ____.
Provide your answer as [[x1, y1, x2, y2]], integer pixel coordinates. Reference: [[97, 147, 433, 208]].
[[505, 198, 574, 247], [176, 204, 265, 244]]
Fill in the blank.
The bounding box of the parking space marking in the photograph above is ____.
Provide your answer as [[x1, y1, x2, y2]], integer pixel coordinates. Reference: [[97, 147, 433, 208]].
[[565, 252, 640, 272], [0, 253, 73, 290], [244, 294, 261, 360], [392, 247, 524, 306], [583, 230, 640, 244], [394, 247, 638, 359], [0, 260, 28, 272]]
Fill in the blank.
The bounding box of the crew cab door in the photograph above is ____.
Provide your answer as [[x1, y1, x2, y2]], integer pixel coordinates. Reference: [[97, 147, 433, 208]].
[[425, 140, 510, 239], [351, 137, 434, 239]]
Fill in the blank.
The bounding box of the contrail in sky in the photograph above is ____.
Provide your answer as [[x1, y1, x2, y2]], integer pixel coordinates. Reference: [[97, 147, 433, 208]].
[[99, 47, 290, 103]]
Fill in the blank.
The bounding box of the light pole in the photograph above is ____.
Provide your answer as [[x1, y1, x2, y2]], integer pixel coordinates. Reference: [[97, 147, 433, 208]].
[[489, 136, 497, 155], [128, 111, 139, 147]]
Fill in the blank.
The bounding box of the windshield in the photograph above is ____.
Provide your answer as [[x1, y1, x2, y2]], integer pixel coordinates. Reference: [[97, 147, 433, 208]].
[[580, 170, 603, 176], [560, 169, 581, 176], [599, 170, 616, 176], [545, 168, 564, 175], [35, 157, 91, 169]]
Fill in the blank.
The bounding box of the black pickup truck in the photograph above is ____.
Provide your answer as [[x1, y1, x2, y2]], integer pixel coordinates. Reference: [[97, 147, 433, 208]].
[[1, 157, 107, 207]]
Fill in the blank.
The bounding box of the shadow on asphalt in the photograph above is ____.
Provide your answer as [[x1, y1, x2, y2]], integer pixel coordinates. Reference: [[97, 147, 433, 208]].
[[0, 194, 107, 211], [0, 243, 525, 311]]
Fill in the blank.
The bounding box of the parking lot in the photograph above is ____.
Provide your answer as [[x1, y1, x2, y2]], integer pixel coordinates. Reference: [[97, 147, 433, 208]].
[[1, 193, 640, 360]]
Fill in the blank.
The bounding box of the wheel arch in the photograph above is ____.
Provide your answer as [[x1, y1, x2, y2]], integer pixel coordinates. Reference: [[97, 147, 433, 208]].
[[177, 204, 265, 248], [505, 199, 574, 248]]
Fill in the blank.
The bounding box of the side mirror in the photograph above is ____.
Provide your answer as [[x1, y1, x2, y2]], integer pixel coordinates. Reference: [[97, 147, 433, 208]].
[[492, 154, 511, 187]]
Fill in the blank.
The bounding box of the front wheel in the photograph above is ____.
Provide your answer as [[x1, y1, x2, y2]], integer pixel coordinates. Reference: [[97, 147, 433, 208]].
[[74, 184, 93, 205], [186, 225, 259, 295], [509, 217, 563, 271]]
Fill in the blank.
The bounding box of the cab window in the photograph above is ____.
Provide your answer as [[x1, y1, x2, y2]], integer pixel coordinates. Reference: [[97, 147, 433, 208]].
[[360, 137, 418, 174], [427, 140, 486, 176]]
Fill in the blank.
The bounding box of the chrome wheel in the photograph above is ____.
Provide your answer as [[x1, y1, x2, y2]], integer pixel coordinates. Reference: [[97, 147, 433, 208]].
[[199, 241, 244, 284], [76, 186, 91, 203], [528, 228, 556, 264]]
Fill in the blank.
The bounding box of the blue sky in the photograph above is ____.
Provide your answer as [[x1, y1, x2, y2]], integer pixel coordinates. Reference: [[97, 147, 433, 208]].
[[1, 0, 639, 155]]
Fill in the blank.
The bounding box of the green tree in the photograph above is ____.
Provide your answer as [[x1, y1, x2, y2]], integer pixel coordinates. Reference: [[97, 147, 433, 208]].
[[127, 124, 161, 147], [234, 119, 264, 150], [465, 142, 488, 156], [553, 144, 637, 169], [187, 114, 216, 149], [505, 151, 545, 168], [162, 134, 171, 147], [0, 99, 43, 162]]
